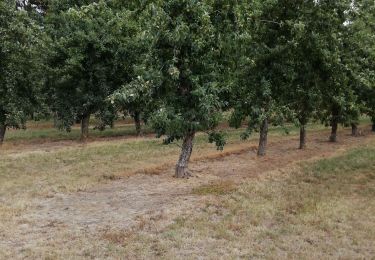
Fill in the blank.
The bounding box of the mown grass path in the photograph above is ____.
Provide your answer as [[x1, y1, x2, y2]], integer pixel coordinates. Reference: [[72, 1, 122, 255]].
[[1, 127, 374, 259]]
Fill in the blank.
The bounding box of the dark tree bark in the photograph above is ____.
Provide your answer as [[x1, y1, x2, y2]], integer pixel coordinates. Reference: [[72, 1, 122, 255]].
[[299, 124, 307, 149], [329, 108, 339, 142], [175, 131, 195, 178], [80, 114, 90, 141], [351, 123, 359, 137], [0, 123, 6, 146], [134, 111, 142, 136], [330, 121, 338, 142], [372, 123, 375, 132], [258, 118, 268, 156], [53, 112, 59, 128]]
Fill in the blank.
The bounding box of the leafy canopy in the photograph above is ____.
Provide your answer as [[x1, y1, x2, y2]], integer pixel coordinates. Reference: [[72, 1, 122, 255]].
[[0, 0, 43, 128], [141, 0, 227, 148], [45, 1, 138, 130]]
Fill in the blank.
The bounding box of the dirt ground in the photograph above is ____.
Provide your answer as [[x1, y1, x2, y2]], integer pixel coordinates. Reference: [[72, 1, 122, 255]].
[[1, 128, 375, 259]]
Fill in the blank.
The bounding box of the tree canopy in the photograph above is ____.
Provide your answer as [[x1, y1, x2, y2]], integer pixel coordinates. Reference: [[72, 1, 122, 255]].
[[1, 0, 374, 177], [138, 0, 228, 177], [45, 1, 138, 139], [0, 0, 43, 144]]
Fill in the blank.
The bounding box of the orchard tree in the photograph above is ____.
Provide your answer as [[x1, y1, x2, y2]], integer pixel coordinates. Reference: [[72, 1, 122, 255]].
[[141, 0, 226, 178], [45, 1, 138, 140], [278, 0, 325, 149], [350, 0, 375, 132], [111, 77, 154, 136], [0, 0, 43, 145], [230, 0, 293, 156], [282, 0, 359, 147], [306, 0, 360, 142], [108, 2, 158, 137]]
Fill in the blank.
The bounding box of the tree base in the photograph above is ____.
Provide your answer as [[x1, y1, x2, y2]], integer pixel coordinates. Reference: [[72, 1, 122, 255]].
[[175, 166, 192, 179], [175, 131, 195, 179], [299, 125, 306, 150], [329, 134, 337, 142], [257, 150, 266, 157], [0, 124, 6, 146], [351, 124, 359, 137], [80, 114, 90, 142], [257, 118, 268, 157]]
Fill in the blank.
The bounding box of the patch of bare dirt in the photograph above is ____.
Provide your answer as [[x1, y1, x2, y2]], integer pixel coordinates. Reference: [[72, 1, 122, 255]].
[[194, 131, 372, 181], [2, 129, 375, 258]]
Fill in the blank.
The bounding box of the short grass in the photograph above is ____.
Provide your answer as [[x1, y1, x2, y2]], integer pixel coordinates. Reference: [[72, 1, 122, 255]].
[[0, 122, 374, 259], [192, 180, 237, 195], [0, 120, 370, 208], [5, 117, 371, 143], [104, 144, 375, 259], [5, 121, 153, 143], [0, 126, 289, 200], [0, 120, 342, 202]]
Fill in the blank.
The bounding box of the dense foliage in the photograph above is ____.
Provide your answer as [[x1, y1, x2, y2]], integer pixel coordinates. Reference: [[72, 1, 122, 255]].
[[45, 1, 138, 139], [0, 0, 374, 176], [138, 0, 229, 177], [0, 0, 43, 144]]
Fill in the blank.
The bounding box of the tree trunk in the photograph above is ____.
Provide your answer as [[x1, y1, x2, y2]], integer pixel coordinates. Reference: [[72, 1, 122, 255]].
[[299, 124, 307, 149], [175, 131, 195, 178], [329, 108, 339, 142], [257, 118, 268, 156], [351, 123, 359, 137], [53, 112, 59, 128], [0, 123, 6, 146], [134, 111, 142, 136], [329, 120, 338, 142], [372, 123, 375, 132], [80, 114, 90, 141]]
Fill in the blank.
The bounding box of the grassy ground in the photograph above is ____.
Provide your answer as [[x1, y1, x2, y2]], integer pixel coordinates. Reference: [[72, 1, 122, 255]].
[[1, 120, 374, 259], [4, 121, 153, 143], [7, 117, 369, 143], [106, 144, 375, 259], [0, 122, 375, 259], [0, 122, 332, 200]]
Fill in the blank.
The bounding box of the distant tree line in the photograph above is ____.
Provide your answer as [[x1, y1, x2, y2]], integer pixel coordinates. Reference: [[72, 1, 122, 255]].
[[0, 0, 374, 177]]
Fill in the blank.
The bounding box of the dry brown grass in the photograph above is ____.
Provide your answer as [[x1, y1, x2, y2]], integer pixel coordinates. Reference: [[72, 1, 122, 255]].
[[192, 180, 237, 195], [0, 127, 277, 204], [1, 123, 374, 259], [103, 144, 375, 259]]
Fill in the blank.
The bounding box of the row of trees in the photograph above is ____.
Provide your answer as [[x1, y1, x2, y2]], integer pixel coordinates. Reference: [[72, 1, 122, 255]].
[[1, 0, 374, 177]]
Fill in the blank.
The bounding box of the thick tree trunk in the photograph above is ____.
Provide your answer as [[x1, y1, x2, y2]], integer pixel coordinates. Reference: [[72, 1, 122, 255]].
[[134, 111, 142, 136], [175, 131, 195, 178], [329, 120, 338, 142], [351, 123, 359, 137], [372, 123, 375, 132], [299, 125, 307, 149], [257, 118, 268, 156], [80, 114, 90, 141], [0, 123, 6, 146]]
